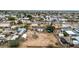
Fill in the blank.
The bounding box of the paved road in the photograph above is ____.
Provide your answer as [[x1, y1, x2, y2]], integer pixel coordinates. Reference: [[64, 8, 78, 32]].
[[53, 29, 64, 47]]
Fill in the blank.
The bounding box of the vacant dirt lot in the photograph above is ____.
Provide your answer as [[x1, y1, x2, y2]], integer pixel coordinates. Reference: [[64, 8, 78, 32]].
[[19, 30, 61, 48]]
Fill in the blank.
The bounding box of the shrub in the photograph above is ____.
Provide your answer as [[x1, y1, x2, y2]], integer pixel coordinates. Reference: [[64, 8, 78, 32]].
[[63, 31, 69, 36], [46, 26, 55, 33], [9, 40, 19, 48], [27, 15, 32, 20], [8, 16, 16, 21]]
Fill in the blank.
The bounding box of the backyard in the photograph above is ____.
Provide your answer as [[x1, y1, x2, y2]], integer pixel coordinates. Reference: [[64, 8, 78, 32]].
[[19, 30, 62, 48]]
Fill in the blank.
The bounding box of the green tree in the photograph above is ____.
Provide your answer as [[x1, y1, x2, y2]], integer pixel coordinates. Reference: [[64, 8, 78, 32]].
[[23, 24, 29, 29], [23, 13, 26, 17], [9, 40, 19, 48], [63, 31, 69, 36], [17, 20, 23, 24], [39, 18, 44, 21], [27, 15, 32, 20], [46, 26, 55, 33], [64, 16, 68, 19], [8, 16, 16, 21], [16, 14, 21, 18]]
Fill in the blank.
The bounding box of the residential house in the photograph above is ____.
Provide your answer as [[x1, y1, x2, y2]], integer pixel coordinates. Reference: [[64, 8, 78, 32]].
[[10, 35, 19, 40], [17, 28, 26, 35], [22, 33, 27, 39], [32, 26, 45, 32], [3, 28, 14, 34], [0, 34, 6, 43], [71, 36, 79, 44], [0, 21, 11, 28]]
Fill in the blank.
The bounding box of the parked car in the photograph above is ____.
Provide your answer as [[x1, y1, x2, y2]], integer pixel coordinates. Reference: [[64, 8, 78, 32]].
[[60, 37, 69, 44]]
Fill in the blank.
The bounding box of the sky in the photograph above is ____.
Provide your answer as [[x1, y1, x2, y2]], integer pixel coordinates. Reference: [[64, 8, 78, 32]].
[[0, 0, 79, 10]]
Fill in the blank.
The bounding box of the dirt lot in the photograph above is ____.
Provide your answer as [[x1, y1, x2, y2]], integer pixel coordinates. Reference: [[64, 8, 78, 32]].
[[19, 30, 61, 48]]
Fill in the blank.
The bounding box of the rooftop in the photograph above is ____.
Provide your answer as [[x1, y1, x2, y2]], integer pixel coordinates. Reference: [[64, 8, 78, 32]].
[[66, 30, 76, 35]]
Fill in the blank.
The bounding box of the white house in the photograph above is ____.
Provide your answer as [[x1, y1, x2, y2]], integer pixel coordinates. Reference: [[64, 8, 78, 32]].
[[59, 33, 64, 37], [59, 18, 68, 22], [72, 36, 79, 45], [11, 35, 19, 40], [62, 23, 71, 28], [11, 25, 17, 29], [31, 23, 38, 27], [3, 28, 14, 34], [32, 27, 45, 32], [0, 34, 5, 38], [22, 33, 27, 39], [65, 30, 77, 36]]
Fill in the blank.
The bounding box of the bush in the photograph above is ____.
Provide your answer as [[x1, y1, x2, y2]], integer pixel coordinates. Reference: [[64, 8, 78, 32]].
[[32, 32, 38, 39], [39, 18, 44, 21], [17, 20, 23, 24], [46, 26, 55, 33], [27, 15, 32, 20], [9, 40, 19, 48], [64, 16, 69, 19], [23, 24, 29, 29], [46, 44, 56, 48], [63, 31, 69, 36], [8, 16, 16, 21]]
